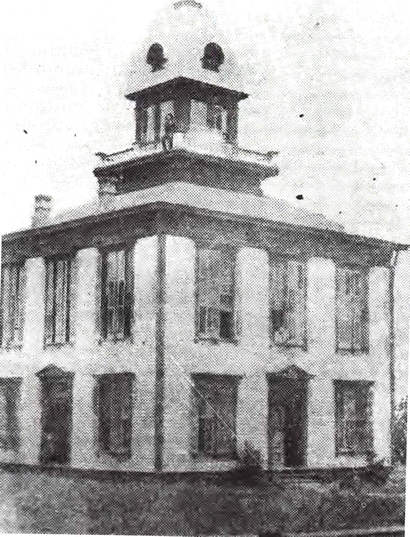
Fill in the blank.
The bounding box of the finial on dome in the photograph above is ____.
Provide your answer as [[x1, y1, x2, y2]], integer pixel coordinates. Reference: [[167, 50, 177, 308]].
[[173, 0, 202, 9]]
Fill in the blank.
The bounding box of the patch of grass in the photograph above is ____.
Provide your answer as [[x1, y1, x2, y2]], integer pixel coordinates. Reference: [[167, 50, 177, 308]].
[[1, 470, 405, 535]]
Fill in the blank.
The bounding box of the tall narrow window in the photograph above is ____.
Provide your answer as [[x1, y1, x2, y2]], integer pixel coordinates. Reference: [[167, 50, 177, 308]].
[[270, 259, 306, 347], [45, 258, 71, 345], [334, 381, 373, 455], [191, 100, 208, 129], [138, 104, 158, 144], [0, 378, 21, 451], [101, 249, 132, 341], [192, 375, 239, 459], [0, 263, 25, 347], [197, 247, 236, 341], [336, 267, 368, 352], [97, 374, 133, 459]]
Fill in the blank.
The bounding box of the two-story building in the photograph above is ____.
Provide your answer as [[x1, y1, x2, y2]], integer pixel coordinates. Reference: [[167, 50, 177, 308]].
[[0, 0, 407, 473]]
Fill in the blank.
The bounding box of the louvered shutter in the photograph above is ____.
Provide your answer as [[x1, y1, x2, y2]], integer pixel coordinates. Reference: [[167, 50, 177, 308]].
[[124, 249, 133, 339], [98, 378, 110, 452], [352, 271, 368, 352], [7, 380, 20, 450], [116, 251, 126, 339], [219, 250, 234, 340], [190, 384, 200, 457], [214, 380, 237, 458], [334, 384, 343, 454], [45, 261, 55, 345], [197, 249, 220, 338], [104, 252, 117, 339], [54, 260, 70, 344], [17, 264, 26, 345], [1, 266, 10, 346], [336, 267, 353, 351], [286, 261, 306, 346], [0, 385, 8, 445]]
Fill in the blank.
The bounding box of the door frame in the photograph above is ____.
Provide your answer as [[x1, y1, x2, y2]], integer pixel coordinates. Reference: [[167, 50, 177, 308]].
[[267, 366, 313, 469], [36, 365, 74, 465]]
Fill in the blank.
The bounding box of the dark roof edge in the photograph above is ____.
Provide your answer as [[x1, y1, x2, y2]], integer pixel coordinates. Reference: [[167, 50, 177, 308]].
[[93, 148, 279, 178], [125, 76, 249, 101], [2, 200, 408, 253]]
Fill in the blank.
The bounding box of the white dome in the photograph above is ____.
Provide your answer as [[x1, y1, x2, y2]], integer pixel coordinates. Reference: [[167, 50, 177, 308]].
[[125, 0, 246, 98]]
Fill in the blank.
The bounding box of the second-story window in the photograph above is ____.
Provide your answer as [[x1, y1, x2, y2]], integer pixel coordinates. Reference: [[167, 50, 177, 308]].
[[101, 249, 132, 341], [45, 258, 71, 345], [197, 247, 236, 342], [0, 263, 25, 347], [336, 267, 369, 352], [270, 259, 306, 347]]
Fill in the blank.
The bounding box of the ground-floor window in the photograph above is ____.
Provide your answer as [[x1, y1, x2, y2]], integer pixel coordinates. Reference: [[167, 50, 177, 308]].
[[191, 374, 240, 459], [0, 378, 21, 450], [334, 380, 373, 456], [96, 373, 134, 459]]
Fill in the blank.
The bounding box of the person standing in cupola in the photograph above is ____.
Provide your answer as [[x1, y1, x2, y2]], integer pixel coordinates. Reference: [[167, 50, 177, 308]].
[[162, 113, 176, 151]]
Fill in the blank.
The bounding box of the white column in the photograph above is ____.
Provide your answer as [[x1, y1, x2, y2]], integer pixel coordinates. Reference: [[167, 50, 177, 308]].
[[133, 236, 160, 471], [369, 265, 391, 462], [19, 373, 42, 464], [236, 247, 270, 349], [307, 257, 336, 352], [71, 374, 95, 468], [163, 235, 196, 470], [23, 257, 46, 354], [133, 236, 160, 350], [306, 257, 336, 467], [235, 247, 269, 466], [74, 248, 99, 349]]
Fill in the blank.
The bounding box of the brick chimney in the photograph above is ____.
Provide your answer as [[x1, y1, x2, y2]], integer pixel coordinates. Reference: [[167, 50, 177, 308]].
[[32, 194, 52, 228]]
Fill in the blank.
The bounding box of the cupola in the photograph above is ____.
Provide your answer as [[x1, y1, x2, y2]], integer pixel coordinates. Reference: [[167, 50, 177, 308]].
[[125, 0, 248, 147]]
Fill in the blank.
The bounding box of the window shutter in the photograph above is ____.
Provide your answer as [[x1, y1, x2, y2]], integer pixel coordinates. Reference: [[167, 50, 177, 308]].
[[0, 384, 8, 445], [190, 385, 200, 457], [17, 264, 26, 345], [98, 378, 110, 452], [100, 254, 108, 340], [197, 249, 220, 338], [7, 381, 20, 450], [124, 249, 133, 339], [334, 384, 343, 454], [1, 266, 10, 346], [336, 267, 353, 351], [286, 261, 306, 346], [69, 256, 77, 345], [45, 261, 55, 345], [214, 380, 237, 458]]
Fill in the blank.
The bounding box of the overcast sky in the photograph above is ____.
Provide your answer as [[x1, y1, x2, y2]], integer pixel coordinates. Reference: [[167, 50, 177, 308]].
[[0, 0, 408, 243]]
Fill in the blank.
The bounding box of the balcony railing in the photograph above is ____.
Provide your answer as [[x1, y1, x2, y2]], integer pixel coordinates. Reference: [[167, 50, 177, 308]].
[[95, 128, 278, 169]]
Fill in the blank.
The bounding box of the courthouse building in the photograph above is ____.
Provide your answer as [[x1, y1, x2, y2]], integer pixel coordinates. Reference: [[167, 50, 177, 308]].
[[0, 0, 407, 473]]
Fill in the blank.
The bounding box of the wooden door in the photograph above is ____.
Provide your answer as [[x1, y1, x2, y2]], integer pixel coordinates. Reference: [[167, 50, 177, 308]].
[[40, 378, 73, 464], [268, 404, 286, 468]]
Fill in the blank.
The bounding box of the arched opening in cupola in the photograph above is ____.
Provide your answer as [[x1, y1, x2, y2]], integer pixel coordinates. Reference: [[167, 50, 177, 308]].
[[146, 43, 167, 72], [201, 42, 225, 72]]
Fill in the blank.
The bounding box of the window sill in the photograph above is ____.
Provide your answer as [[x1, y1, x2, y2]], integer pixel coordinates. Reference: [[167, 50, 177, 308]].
[[44, 342, 73, 349], [270, 341, 307, 351], [192, 452, 238, 462], [195, 335, 239, 346], [336, 348, 370, 356], [0, 343, 22, 351]]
